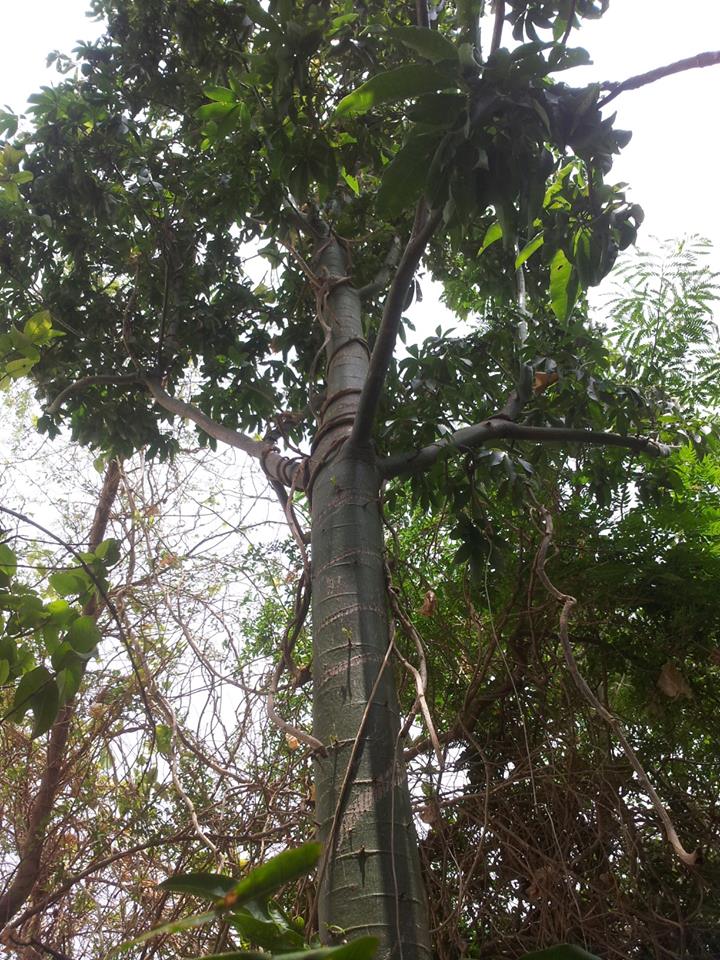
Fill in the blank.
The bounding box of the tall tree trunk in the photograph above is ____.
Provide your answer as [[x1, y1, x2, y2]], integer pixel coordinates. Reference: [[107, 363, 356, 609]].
[[310, 235, 431, 959], [0, 460, 121, 929]]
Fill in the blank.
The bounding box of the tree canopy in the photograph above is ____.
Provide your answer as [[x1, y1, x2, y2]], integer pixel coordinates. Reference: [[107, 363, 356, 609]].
[[1, 2, 719, 959]]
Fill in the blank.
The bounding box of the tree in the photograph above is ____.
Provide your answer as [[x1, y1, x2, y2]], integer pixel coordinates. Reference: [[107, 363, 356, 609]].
[[1, 1, 719, 957]]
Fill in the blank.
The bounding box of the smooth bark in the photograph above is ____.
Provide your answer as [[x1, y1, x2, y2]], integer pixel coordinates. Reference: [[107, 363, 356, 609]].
[[310, 235, 431, 959]]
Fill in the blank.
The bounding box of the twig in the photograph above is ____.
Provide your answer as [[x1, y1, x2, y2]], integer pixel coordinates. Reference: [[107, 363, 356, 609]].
[[385, 565, 444, 769], [533, 505, 699, 867]]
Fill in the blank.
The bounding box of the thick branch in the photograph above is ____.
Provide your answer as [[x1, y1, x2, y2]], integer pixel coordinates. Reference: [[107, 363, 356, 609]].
[[47, 375, 303, 488], [599, 51, 720, 107], [351, 209, 442, 446], [381, 417, 671, 479]]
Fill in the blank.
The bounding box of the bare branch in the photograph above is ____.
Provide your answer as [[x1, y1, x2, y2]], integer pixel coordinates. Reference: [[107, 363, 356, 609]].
[[599, 50, 720, 107], [351, 209, 442, 446], [46, 374, 304, 488], [381, 417, 671, 479]]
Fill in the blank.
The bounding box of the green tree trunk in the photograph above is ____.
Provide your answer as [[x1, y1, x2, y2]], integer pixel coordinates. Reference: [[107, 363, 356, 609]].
[[310, 235, 431, 959]]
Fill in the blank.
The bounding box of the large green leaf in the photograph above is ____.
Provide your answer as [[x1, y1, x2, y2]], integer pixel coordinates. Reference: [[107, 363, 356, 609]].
[[30, 681, 59, 737], [376, 132, 443, 218], [12, 665, 52, 719], [389, 26, 458, 64], [0, 543, 17, 577], [160, 872, 238, 900], [549, 248, 578, 320], [335, 65, 458, 117], [229, 904, 304, 952], [224, 843, 322, 907], [66, 614, 101, 655]]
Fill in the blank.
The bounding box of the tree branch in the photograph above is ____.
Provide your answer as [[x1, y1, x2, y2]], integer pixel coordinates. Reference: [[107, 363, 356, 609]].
[[46, 374, 144, 414], [357, 235, 403, 300], [350, 209, 442, 446], [490, 0, 505, 54], [381, 417, 671, 479], [599, 50, 720, 107], [46, 375, 304, 488]]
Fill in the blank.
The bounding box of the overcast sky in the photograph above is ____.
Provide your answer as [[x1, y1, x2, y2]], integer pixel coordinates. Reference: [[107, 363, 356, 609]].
[[1, 0, 719, 267]]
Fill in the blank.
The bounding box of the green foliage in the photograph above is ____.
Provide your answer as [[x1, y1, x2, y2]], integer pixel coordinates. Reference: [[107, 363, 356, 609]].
[[0, 534, 119, 735], [0, 0, 645, 462], [113, 843, 377, 960]]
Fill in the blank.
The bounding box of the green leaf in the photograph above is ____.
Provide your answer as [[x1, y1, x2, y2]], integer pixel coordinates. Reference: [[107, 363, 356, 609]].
[[155, 723, 173, 756], [261, 937, 378, 960], [12, 665, 52, 721], [31, 681, 59, 737], [56, 663, 83, 705], [377, 132, 442, 218], [95, 538, 121, 566], [389, 26, 459, 64], [515, 232, 544, 269], [197, 101, 237, 122], [203, 86, 236, 103], [520, 946, 601, 960], [66, 615, 101, 655], [479, 222, 503, 254], [49, 570, 87, 597], [160, 872, 236, 900], [0, 659, 10, 684], [335, 65, 457, 117], [23, 309, 53, 343], [229, 906, 304, 952], [0, 543, 17, 577], [549, 248, 578, 321], [5, 356, 36, 378], [107, 911, 219, 956], [9, 326, 41, 359], [224, 843, 322, 907]]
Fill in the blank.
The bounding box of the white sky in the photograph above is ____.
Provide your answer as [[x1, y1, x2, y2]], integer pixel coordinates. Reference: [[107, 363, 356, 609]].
[[0, 0, 718, 266]]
